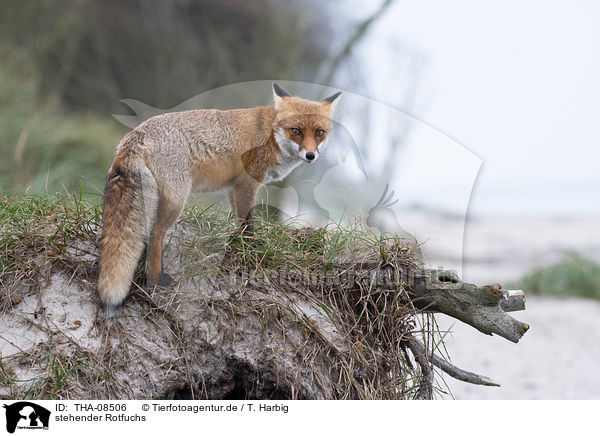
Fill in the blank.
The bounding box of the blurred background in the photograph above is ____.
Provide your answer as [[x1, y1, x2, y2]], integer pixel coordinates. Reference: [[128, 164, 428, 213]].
[[1, 0, 599, 399]]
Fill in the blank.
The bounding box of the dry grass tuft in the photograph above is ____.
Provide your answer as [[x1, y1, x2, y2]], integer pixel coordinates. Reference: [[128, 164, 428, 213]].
[[0, 193, 101, 314]]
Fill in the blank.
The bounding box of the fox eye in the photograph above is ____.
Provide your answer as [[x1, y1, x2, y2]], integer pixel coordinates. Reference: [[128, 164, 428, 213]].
[[290, 128, 302, 136], [315, 129, 325, 137]]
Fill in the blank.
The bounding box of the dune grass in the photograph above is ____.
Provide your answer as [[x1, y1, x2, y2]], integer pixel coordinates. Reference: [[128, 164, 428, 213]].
[[512, 254, 600, 301]]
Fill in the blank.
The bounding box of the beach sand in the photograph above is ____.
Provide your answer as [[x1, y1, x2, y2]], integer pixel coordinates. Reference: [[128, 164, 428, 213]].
[[406, 213, 600, 399], [436, 296, 600, 399]]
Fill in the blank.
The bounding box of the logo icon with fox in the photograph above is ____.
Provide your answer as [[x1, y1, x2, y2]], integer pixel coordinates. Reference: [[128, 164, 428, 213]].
[[3, 402, 50, 433]]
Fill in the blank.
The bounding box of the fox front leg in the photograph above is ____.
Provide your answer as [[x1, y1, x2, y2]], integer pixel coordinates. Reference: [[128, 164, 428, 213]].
[[232, 178, 260, 235], [227, 189, 238, 219]]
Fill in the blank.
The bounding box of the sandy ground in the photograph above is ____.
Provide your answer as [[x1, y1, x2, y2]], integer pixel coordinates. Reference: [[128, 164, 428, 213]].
[[408, 213, 600, 399], [436, 296, 600, 399]]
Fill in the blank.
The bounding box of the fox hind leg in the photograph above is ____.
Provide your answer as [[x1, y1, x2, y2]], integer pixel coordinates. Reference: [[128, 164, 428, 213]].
[[147, 188, 188, 287]]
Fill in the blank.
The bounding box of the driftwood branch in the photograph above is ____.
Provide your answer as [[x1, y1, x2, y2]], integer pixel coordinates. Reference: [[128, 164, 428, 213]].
[[409, 338, 500, 388], [410, 270, 529, 343], [406, 337, 433, 399], [339, 261, 529, 392], [362, 264, 529, 343], [404, 334, 501, 399], [499, 289, 526, 312]]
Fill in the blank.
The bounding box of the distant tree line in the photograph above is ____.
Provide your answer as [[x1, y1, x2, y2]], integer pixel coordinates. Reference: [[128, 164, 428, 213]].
[[0, 0, 338, 114]]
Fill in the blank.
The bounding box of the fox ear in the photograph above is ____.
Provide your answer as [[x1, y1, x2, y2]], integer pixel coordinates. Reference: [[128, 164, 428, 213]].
[[273, 83, 291, 110], [321, 91, 342, 113]]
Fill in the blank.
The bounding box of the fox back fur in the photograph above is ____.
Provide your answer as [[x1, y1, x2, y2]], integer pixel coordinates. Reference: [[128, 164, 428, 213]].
[[97, 83, 341, 315]]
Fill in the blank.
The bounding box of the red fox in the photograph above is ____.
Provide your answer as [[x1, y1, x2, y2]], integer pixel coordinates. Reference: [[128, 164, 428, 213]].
[[97, 83, 341, 314]]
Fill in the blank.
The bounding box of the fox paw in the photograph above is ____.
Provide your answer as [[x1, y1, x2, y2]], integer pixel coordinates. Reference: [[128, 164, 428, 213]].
[[101, 304, 120, 318], [157, 272, 174, 287]]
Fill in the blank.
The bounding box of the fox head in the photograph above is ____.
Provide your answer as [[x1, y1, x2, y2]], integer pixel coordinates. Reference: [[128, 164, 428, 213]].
[[272, 83, 341, 163]]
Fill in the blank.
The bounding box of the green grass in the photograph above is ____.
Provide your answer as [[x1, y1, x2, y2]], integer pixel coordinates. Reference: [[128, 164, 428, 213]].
[[512, 254, 600, 300], [177, 202, 421, 283], [0, 58, 124, 197]]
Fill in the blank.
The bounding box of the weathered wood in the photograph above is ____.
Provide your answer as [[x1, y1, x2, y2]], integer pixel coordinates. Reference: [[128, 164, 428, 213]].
[[347, 263, 529, 343], [406, 270, 529, 343], [406, 337, 434, 399], [409, 339, 500, 387], [499, 289, 526, 312]]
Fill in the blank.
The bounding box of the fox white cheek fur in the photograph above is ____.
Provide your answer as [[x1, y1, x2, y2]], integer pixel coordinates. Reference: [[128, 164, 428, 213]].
[[273, 128, 300, 155]]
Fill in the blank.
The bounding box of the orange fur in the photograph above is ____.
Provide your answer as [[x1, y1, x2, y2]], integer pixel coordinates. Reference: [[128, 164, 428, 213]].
[[97, 84, 341, 314]]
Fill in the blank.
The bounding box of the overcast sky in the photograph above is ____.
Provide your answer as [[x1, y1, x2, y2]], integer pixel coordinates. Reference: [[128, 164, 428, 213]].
[[345, 0, 600, 217]]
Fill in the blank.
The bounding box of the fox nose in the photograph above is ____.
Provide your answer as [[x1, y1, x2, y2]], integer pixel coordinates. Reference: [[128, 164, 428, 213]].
[[306, 152, 315, 161]]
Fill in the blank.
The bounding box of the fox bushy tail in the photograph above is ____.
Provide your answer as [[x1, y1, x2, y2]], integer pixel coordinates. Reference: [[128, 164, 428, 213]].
[[97, 157, 158, 315]]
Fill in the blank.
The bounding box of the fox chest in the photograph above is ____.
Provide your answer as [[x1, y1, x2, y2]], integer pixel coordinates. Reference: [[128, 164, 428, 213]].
[[262, 154, 303, 184]]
